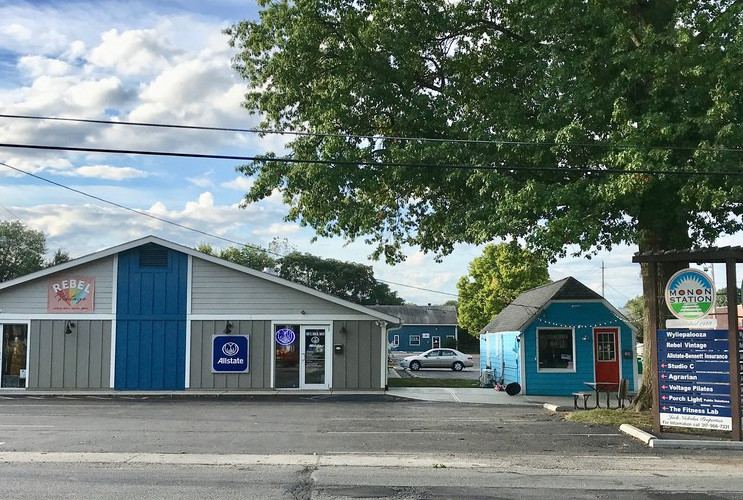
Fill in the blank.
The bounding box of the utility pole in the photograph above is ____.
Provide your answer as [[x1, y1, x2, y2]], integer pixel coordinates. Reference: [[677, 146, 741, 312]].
[[601, 261, 605, 297]]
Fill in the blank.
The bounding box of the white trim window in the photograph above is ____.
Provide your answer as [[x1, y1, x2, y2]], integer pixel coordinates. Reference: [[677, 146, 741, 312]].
[[536, 328, 575, 372], [409, 335, 421, 346], [392, 335, 400, 347]]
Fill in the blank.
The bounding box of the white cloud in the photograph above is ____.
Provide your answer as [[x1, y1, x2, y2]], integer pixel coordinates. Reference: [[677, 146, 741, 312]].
[[18, 56, 72, 78], [252, 223, 301, 236], [187, 172, 214, 188], [221, 176, 253, 191], [68, 165, 149, 180], [89, 28, 179, 76]]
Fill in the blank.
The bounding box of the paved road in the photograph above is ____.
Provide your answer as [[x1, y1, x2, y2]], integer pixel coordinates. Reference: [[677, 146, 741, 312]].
[[1, 395, 742, 499]]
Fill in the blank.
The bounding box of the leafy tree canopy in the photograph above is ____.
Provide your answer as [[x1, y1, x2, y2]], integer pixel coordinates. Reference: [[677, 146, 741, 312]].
[[0, 221, 46, 282], [227, 0, 743, 264], [197, 240, 403, 305], [0, 221, 70, 282], [716, 286, 742, 307], [623, 295, 645, 343], [279, 251, 404, 305], [457, 242, 550, 334]]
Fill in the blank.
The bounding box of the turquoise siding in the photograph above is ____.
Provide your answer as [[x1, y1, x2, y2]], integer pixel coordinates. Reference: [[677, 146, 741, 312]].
[[480, 332, 521, 386], [522, 302, 635, 396]]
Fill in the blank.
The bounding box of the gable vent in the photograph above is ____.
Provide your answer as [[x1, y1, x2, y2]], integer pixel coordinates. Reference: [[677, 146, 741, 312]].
[[139, 246, 169, 267]]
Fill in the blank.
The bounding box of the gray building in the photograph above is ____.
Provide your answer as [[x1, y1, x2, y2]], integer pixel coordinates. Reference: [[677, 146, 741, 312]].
[[0, 236, 398, 392], [370, 305, 458, 352]]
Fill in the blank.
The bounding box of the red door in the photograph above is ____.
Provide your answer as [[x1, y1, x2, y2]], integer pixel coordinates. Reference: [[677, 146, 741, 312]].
[[593, 328, 619, 384]]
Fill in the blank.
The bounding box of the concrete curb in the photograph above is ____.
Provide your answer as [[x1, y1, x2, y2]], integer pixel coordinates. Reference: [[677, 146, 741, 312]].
[[650, 439, 743, 449], [619, 424, 743, 449], [619, 424, 656, 445], [543, 403, 572, 412]]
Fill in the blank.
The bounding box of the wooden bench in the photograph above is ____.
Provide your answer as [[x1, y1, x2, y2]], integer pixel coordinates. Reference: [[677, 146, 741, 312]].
[[572, 392, 592, 409]]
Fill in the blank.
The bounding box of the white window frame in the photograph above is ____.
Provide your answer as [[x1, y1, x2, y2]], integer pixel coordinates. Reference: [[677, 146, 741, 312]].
[[536, 327, 576, 373], [392, 335, 400, 347], [409, 335, 421, 346]]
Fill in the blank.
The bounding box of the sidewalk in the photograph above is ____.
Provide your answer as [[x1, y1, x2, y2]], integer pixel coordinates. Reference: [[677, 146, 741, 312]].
[[386, 386, 574, 407]]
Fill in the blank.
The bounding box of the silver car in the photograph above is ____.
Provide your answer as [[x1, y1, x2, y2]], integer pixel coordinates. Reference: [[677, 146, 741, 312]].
[[399, 348, 474, 371]]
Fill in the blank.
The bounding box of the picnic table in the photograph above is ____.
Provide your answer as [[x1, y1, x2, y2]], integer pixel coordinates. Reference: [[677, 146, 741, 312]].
[[583, 381, 620, 409]]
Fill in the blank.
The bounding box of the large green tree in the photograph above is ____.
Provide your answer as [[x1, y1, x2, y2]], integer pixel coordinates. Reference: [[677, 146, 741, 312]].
[[457, 242, 550, 334], [0, 221, 47, 282], [228, 1, 743, 408], [279, 252, 404, 305]]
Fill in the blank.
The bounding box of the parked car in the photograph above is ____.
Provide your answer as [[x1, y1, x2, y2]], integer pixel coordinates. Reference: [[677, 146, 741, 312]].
[[399, 348, 474, 371]]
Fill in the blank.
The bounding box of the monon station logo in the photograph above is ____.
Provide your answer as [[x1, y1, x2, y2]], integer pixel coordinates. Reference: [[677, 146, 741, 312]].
[[665, 269, 716, 321]]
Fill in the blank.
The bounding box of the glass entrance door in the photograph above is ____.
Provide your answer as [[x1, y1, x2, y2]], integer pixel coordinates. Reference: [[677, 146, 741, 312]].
[[1, 324, 28, 388], [300, 326, 330, 389]]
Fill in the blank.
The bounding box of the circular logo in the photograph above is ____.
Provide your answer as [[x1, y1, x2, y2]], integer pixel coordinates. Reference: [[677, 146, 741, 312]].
[[665, 269, 716, 320], [275, 327, 296, 346], [222, 341, 240, 356], [310, 336, 320, 344]]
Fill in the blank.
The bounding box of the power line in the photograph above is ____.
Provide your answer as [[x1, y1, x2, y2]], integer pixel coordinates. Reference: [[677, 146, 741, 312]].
[[0, 160, 457, 299], [376, 279, 457, 297], [1, 142, 742, 177], [4, 113, 743, 153], [0, 160, 259, 250]]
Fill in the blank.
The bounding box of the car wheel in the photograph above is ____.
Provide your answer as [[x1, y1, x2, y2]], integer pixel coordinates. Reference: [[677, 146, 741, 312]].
[[409, 360, 421, 371], [452, 361, 464, 371]]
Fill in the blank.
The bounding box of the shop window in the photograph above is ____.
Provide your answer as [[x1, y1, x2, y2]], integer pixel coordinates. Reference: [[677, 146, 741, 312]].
[[392, 335, 399, 347], [2, 324, 27, 388], [537, 328, 575, 371], [409, 335, 420, 346], [596, 332, 616, 361]]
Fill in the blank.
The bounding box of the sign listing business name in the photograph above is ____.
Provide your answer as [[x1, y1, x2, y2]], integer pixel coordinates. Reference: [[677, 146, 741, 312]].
[[212, 334, 250, 373], [657, 329, 733, 431], [47, 277, 96, 313]]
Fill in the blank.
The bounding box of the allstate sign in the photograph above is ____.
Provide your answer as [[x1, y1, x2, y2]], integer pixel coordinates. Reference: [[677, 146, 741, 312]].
[[212, 335, 250, 373], [665, 269, 716, 321]]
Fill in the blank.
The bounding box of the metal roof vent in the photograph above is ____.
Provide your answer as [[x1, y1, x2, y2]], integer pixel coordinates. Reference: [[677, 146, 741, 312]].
[[139, 245, 169, 267]]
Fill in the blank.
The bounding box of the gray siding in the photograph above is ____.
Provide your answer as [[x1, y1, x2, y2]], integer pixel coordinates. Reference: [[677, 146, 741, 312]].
[[191, 258, 360, 316], [189, 320, 272, 389], [28, 319, 111, 389], [332, 320, 383, 390], [189, 320, 383, 390], [0, 257, 115, 314]]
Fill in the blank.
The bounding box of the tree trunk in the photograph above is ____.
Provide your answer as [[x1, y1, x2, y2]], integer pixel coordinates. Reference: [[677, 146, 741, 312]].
[[629, 233, 689, 412]]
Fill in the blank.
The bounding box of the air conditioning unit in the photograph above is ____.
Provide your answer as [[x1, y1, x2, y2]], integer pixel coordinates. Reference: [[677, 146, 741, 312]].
[[479, 369, 493, 387]]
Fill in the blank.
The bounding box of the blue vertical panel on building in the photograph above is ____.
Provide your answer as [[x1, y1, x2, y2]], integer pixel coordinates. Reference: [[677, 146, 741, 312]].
[[115, 245, 187, 390]]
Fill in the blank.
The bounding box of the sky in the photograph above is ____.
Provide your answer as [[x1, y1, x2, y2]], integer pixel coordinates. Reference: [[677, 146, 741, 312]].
[[0, 0, 739, 308]]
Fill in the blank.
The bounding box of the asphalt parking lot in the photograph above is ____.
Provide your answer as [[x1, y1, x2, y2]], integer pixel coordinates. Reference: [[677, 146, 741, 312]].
[[390, 351, 481, 380]]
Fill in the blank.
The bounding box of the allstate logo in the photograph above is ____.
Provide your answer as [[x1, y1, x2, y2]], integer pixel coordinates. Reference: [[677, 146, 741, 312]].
[[222, 342, 240, 356], [275, 327, 296, 346], [665, 269, 715, 320]]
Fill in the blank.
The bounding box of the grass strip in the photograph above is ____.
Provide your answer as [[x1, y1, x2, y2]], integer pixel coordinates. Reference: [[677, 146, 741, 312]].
[[388, 378, 481, 388]]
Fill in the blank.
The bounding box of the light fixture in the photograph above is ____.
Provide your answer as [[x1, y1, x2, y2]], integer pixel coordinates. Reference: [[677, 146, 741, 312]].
[[582, 334, 590, 342], [223, 321, 233, 334], [64, 320, 76, 335]]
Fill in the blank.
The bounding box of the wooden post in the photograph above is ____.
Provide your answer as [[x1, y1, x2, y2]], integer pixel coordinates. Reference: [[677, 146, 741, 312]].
[[726, 259, 741, 441], [649, 261, 661, 434]]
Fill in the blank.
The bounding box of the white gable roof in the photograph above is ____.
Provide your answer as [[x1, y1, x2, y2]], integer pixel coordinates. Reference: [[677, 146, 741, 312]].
[[0, 235, 400, 323]]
